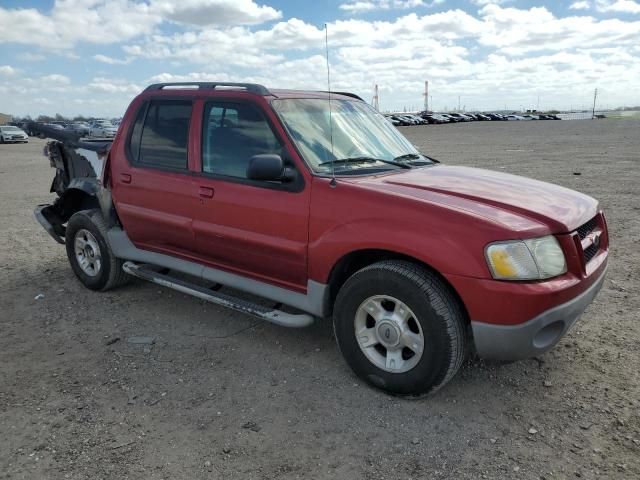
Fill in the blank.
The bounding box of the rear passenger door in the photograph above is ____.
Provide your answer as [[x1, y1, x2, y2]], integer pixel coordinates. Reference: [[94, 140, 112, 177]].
[[112, 99, 197, 256], [192, 99, 310, 290]]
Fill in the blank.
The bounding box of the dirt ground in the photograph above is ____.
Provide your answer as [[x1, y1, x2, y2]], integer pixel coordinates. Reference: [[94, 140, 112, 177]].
[[1, 119, 638, 480]]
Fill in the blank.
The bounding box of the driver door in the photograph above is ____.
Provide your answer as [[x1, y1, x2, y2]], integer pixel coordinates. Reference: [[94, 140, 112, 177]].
[[192, 99, 310, 291]]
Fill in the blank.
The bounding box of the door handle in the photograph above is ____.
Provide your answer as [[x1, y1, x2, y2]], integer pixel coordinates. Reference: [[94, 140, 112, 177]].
[[199, 186, 214, 199], [121, 173, 132, 184]]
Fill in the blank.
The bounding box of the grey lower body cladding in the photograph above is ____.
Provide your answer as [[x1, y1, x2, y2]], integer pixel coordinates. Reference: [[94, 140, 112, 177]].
[[107, 227, 330, 319], [471, 266, 607, 361]]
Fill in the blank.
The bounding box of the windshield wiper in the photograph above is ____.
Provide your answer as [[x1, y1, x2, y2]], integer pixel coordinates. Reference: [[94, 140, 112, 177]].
[[393, 153, 438, 165], [319, 156, 411, 169]]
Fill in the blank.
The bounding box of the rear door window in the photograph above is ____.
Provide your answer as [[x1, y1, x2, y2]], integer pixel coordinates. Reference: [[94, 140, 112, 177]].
[[131, 100, 192, 170]]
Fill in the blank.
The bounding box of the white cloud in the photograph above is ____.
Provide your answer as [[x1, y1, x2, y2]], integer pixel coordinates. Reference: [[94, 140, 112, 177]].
[[339, 1, 442, 12], [153, 0, 281, 26], [32, 97, 54, 106], [596, 0, 640, 13], [0, 65, 18, 76], [470, 0, 512, 5], [41, 74, 71, 85], [569, 1, 591, 10], [0, 1, 160, 49], [121, 10, 485, 70], [147, 72, 234, 83], [0, 0, 281, 49], [477, 4, 640, 55], [0, 72, 73, 101], [88, 77, 141, 94], [93, 54, 132, 65], [22, 52, 47, 62]]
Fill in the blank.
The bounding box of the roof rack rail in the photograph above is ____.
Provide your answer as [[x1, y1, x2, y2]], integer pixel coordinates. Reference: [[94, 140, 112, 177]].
[[319, 91, 364, 101], [145, 82, 270, 95]]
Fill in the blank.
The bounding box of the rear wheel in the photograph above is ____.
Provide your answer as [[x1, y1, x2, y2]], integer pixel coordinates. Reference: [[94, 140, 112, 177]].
[[333, 260, 467, 396], [65, 209, 130, 291]]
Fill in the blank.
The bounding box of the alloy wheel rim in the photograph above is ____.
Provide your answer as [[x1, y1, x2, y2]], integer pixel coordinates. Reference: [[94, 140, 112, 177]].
[[74, 229, 102, 277], [354, 295, 424, 373]]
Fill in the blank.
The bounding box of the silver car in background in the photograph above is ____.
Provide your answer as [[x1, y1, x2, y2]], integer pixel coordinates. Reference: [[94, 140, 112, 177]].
[[88, 119, 118, 138], [0, 125, 29, 143]]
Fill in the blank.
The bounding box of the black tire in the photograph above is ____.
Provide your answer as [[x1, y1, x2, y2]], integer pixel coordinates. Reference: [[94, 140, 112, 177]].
[[333, 260, 467, 396], [65, 209, 130, 291]]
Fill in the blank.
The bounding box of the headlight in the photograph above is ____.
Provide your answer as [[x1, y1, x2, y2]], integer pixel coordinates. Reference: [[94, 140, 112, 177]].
[[485, 235, 567, 281]]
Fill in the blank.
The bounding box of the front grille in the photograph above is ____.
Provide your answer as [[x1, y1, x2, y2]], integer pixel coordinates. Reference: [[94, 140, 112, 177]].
[[576, 217, 596, 240], [575, 216, 600, 265], [583, 243, 598, 263]]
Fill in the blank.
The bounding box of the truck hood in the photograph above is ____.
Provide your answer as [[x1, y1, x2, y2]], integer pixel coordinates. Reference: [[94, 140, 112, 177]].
[[365, 165, 598, 233]]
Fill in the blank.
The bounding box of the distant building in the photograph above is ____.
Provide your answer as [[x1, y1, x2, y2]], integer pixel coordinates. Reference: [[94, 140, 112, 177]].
[[0, 113, 11, 125]]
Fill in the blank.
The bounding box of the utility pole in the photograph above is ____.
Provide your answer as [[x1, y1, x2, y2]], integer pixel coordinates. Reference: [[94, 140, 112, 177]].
[[422, 81, 429, 112], [458, 96, 461, 112], [372, 84, 379, 111], [592, 88, 598, 119]]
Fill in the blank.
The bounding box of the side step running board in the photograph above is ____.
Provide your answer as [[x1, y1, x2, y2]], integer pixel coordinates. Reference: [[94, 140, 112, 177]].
[[122, 262, 314, 328]]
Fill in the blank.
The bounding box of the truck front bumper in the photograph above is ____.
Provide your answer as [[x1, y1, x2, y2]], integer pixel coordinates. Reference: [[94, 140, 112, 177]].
[[470, 265, 607, 360]]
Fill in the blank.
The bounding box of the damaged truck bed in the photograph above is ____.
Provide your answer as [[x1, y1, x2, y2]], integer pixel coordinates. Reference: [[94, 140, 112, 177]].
[[34, 125, 113, 244]]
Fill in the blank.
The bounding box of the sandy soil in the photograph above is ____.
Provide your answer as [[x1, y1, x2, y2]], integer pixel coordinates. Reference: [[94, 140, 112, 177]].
[[1, 119, 638, 479]]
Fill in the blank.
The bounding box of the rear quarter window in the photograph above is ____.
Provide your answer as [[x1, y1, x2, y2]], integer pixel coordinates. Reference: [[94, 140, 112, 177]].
[[129, 100, 192, 170]]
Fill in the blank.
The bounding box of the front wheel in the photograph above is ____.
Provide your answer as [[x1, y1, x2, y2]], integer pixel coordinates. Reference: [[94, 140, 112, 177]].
[[333, 260, 467, 396], [65, 209, 130, 291]]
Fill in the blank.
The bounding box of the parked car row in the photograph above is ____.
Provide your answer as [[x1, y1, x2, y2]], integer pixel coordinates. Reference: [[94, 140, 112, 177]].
[[384, 112, 561, 126], [17, 119, 120, 139]]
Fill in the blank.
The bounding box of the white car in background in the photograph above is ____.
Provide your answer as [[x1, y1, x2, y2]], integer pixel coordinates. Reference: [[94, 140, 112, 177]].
[[0, 125, 29, 143], [88, 119, 118, 138], [505, 115, 525, 121]]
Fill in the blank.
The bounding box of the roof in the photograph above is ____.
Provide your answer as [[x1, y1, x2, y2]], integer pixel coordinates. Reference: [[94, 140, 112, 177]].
[[268, 89, 361, 101], [142, 82, 363, 101]]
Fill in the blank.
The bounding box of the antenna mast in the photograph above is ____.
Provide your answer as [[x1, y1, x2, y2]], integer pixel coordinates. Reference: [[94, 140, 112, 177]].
[[372, 84, 379, 111], [324, 24, 336, 186]]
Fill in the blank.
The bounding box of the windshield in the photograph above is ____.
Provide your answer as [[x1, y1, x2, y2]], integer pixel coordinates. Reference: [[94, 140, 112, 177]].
[[1, 126, 20, 132], [271, 98, 424, 174]]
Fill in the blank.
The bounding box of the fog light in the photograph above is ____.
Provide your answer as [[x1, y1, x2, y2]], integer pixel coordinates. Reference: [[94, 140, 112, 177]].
[[533, 321, 565, 349]]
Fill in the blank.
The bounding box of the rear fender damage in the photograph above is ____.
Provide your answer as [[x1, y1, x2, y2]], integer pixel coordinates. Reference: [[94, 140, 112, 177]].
[[34, 139, 118, 244]]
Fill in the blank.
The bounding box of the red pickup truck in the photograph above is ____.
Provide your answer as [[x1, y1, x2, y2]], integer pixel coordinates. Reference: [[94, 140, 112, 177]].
[[34, 82, 608, 396]]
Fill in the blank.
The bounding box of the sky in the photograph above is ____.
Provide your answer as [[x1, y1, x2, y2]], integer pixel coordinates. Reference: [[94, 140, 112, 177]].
[[0, 0, 639, 117]]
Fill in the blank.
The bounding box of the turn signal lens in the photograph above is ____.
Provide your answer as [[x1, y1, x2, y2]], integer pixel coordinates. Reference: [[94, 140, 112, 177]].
[[486, 236, 566, 281]]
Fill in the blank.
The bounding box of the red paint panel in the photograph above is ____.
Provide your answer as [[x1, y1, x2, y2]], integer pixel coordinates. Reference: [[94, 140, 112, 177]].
[[193, 180, 310, 289]]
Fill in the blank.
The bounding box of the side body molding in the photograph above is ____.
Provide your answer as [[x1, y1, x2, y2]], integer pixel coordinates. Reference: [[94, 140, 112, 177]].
[[107, 228, 330, 318]]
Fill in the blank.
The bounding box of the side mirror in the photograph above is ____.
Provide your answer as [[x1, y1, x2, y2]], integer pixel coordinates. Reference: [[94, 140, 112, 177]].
[[247, 154, 295, 182]]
